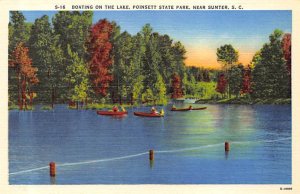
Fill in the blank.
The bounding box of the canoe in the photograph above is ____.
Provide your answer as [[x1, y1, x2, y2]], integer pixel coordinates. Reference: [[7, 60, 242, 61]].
[[97, 111, 128, 116], [134, 112, 164, 117], [171, 107, 192, 111], [191, 107, 207, 110]]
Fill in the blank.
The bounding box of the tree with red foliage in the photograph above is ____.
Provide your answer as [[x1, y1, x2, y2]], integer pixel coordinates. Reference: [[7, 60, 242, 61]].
[[216, 73, 227, 98], [10, 43, 39, 110], [282, 33, 291, 74], [87, 19, 113, 97], [241, 66, 252, 95], [282, 33, 291, 98], [171, 73, 183, 98]]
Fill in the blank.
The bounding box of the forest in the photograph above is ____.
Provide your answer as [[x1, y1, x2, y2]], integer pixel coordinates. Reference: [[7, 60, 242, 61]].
[[8, 11, 291, 110]]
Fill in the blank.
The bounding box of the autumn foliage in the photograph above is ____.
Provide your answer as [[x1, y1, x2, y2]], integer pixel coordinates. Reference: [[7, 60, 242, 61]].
[[282, 33, 291, 74], [216, 73, 227, 95], [10, 43, 38, 109], [87, 19, 113, 96], [171, 73, 183, 98], [241, 67, 252, 94]]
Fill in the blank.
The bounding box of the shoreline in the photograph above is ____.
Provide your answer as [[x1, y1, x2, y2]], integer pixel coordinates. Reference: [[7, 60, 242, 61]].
[[195, 98, 291, 105], [8, 98, 291, 111]]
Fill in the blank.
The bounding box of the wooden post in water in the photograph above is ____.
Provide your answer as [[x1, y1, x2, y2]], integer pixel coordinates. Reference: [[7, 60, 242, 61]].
[[149, 150, 154, 161], [49, 162, 56, 177], [225, 142, 230, 152]]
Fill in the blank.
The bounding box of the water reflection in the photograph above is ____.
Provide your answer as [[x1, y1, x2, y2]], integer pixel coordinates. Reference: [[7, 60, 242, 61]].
[[9, 104, 291, 184]]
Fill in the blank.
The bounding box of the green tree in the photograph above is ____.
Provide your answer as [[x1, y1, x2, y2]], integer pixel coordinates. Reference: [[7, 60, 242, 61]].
[[216, 44, 239, 97], [217, 44, 239, 70], [251, 29, 289, 98], [172, 41, 186, 78], [182, 72, 197, 97], [142, 88, 154, 104], [52, 11, 93, 101], [132, 75, 144, 104], [28, 15, 64, 107], [153, 73, 167, 105], [9, 11, 31, 53], [52, 11, 93, 59], [158, 34, 176, 87], [143, 32, 161, 90], [228, 64, 244, 98], [65, 45, 89, 108], [111, 31, 135, 102]]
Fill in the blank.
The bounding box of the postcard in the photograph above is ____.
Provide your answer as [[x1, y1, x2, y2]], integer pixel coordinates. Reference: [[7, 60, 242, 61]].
[[0, 0, 299, 193]]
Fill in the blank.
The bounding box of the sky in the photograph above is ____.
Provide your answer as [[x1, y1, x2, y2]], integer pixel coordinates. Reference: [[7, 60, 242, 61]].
[[22, 10, 291, 69]]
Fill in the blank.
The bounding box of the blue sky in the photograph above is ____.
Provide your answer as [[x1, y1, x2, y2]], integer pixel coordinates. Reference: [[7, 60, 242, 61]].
[[21, 10, 292, 68]]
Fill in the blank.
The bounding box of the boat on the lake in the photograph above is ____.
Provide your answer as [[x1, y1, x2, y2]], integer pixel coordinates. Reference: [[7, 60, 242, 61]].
[[171, 105, 207, 111], [97, 111, 128, 116], [134, 112, 164, 117], [171, 106, 192, 111], [191, 107, 207, 110]]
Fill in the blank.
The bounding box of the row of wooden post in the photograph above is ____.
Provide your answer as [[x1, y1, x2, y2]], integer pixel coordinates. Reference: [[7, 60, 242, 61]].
[[49, 142, 230, 177]]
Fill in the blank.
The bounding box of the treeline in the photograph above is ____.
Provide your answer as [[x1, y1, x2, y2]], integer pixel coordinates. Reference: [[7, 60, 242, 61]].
[[215, 29, 291, 100], [8, 11, 291, 110], [9, 11, 217, 109]]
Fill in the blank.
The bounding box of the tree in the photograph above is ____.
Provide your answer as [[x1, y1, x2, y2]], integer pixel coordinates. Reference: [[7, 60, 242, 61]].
[[282, 33, 291, 74], [251, 29, 290, 98], [171, 73, 183, 98], [282, 33, 291, 98], [52, 11, 93, 101], [172, 41, 186, 78], [111, 31, 135, 103], [65, 45, 89, 108], [9, 11, 31, 104], [28, 15, 64, 107], [9, 11, 31, 53], [217, 44, 239, 70], [143, 32, 161, 89], [216, 73, 227, 98], [87, 19, 113, 97], [228, 64, 244, 98], [216, 44, 239, 97], [132, 75, 144, 104], [158, 34, 176, 86], [154, 73, 167, 104], [52, 11, 93, 59], [10, 43, 39, 110], [241, 65, 252, 95], [142, 88, 154, 104]]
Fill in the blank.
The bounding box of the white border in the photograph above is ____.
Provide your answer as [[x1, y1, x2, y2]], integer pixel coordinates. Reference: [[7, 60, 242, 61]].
[[0, 0, 299, 193]]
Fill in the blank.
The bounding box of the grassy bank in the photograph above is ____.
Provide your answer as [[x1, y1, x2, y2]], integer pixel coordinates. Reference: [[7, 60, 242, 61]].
[[8, 104, 34, 110]]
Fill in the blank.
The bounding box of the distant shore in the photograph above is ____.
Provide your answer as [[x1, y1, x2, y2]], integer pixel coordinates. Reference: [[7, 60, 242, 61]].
[[195, 97, 291, 105]]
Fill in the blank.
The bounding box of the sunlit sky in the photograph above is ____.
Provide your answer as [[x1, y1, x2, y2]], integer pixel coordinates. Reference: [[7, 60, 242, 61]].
[[22, 11, 291, 69]]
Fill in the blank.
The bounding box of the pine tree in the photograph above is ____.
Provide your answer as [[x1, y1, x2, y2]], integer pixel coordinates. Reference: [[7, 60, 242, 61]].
[[251, 29, 290, 98], [65, 45, 89, 108], [28, 15, 64, 107]]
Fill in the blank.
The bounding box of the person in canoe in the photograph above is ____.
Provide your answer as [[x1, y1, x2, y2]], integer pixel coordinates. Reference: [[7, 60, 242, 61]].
[[151, 107, 159, 114], [159, 109, 165, 116], [121, 106, 126, 112], [112, 105, 119, 112]]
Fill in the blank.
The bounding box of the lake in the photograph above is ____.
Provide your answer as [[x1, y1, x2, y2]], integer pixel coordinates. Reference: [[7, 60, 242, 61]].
[[9, 104, 291, 184]]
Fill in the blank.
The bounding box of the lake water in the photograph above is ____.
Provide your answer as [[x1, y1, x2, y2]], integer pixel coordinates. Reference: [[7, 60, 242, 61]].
[[9, 104, 291, 184]]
